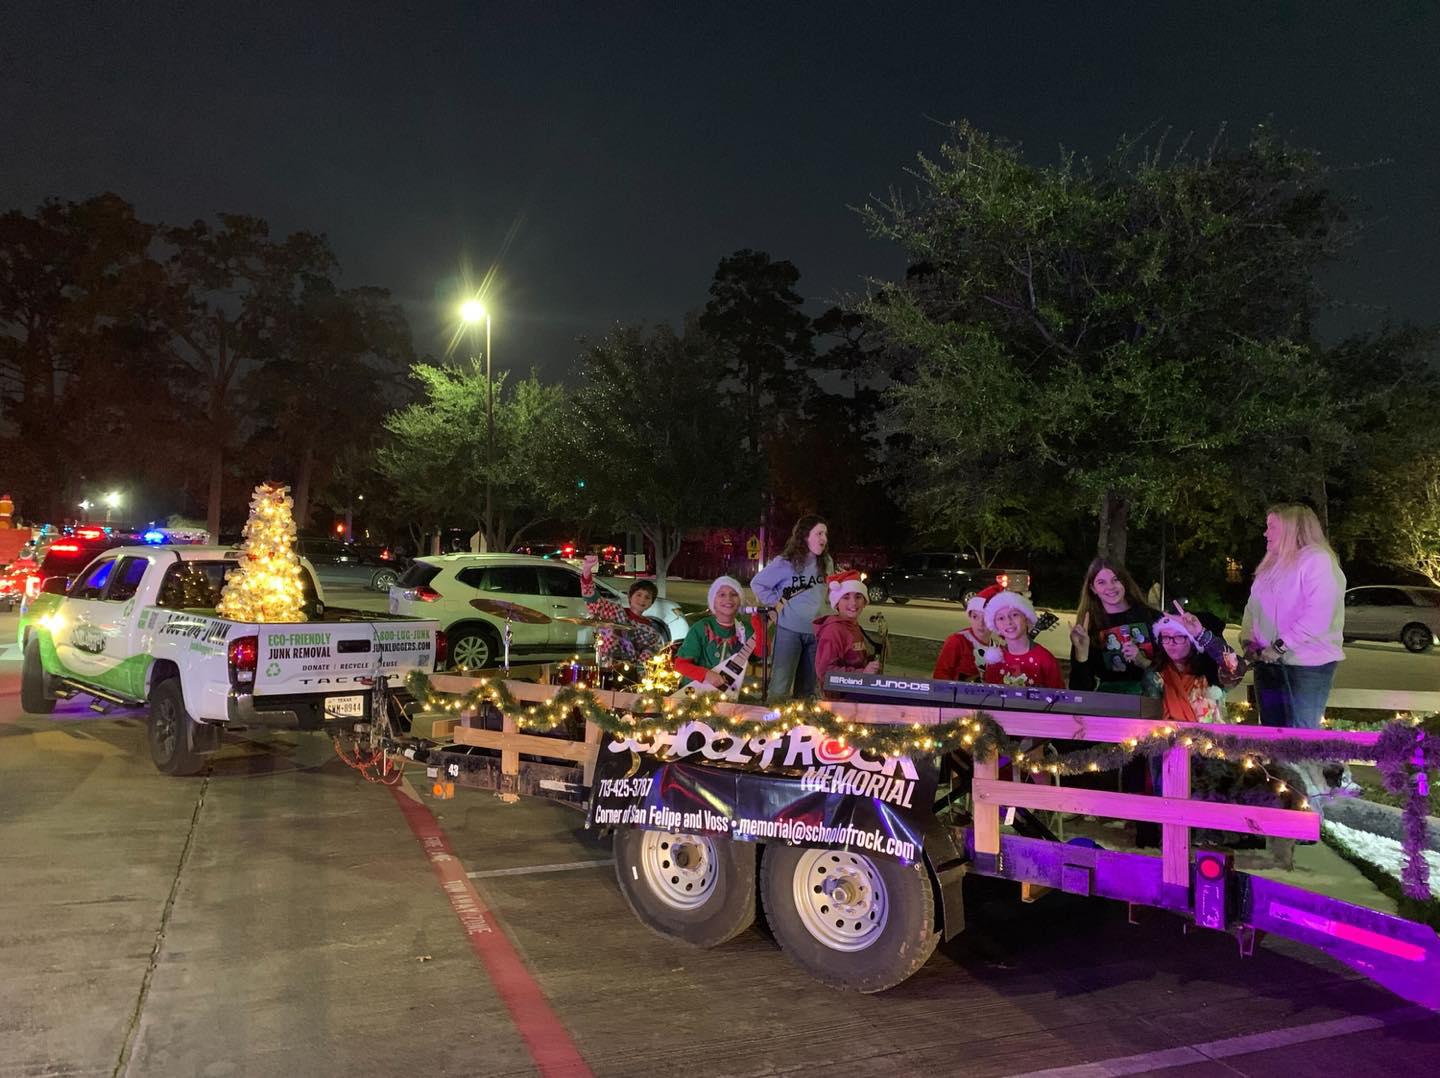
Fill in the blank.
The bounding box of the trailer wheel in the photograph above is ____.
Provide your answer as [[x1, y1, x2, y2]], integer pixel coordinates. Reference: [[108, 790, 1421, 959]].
[[761, 846, 938, 993], [21, 637, 56, 714], [147, 678, 206, 776], [613, 828, 755, 947]]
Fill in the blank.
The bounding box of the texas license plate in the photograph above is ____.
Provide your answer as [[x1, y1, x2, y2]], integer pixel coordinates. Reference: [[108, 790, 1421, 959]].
[[327, 694, 365, 718]]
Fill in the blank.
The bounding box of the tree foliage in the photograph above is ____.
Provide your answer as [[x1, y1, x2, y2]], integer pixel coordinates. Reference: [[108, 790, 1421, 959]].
[[572, 321, 756, 593], [863, 122, 1357, 563]]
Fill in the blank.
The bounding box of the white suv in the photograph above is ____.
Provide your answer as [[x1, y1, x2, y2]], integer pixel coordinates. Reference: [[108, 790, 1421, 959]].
[[388, 554, 689, 669]]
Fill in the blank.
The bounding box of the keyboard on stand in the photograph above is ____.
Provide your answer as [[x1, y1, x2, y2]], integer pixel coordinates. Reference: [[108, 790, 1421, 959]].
[[823, 672, 1160, 719]]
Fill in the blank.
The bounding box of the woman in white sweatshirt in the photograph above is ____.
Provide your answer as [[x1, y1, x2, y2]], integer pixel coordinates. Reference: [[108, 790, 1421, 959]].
[[1240, 503, 1346, 729]]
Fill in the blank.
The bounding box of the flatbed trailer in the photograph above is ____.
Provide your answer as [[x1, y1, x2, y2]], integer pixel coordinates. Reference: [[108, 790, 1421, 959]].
[[394, 673, 1440, 1009]]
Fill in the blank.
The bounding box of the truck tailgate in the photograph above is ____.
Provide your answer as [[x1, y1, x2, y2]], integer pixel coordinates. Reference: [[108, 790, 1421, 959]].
[[253, 620, 438, 695]]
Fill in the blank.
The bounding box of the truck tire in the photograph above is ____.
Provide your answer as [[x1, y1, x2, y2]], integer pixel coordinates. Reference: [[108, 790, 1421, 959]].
[[147, 678, 207, 776], [761, 846, 938, 993], [866, 583, 888, 604], [21, 637, 56, 715], [613, 828, 755, 947]]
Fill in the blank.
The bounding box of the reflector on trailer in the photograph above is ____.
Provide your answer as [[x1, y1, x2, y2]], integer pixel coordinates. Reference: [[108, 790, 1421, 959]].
[[1193, 849, 1232, 930]]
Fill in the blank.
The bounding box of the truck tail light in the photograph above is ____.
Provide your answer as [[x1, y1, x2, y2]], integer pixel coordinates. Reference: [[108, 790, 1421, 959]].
[[996, 573, 1009, 589], [412, 585, 441, 602], [433, 630, 448, 669], [228, 636, 259, 684]]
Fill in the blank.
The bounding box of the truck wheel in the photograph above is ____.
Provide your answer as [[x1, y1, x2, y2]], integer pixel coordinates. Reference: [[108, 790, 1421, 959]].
[[867, 584, 888, 604], [21, 637, 56, 714], [761, 846, 938, 993], [448, 626, 497, 670], [147, 678, 206, 776], [613, 828, 755, 947]]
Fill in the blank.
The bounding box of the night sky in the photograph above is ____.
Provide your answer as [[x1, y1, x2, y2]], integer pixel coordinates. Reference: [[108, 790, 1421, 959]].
[[5, 2, 1438, 378]]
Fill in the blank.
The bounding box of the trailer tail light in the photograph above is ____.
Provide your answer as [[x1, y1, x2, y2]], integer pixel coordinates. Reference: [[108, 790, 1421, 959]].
[[1194, 849, 1233, 930], [411, 585, 441, 603], [433, 630, 448, 670], [228, 636, 259, 685]]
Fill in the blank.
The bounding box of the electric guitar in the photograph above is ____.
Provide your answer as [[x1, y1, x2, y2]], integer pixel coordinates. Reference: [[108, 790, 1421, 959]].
[[671, 633, 759, 701], [1031, 611, 1059, 640]]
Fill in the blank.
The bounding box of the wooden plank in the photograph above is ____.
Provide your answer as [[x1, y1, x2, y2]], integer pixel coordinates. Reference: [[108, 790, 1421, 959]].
[[452, 725, 598, 765], [1161, 743, 1192, 887], [972, 779, 1319, 840], [582, 720, 603, 786], [428, 717, 460, 741], [972, 755, 1001, 855]]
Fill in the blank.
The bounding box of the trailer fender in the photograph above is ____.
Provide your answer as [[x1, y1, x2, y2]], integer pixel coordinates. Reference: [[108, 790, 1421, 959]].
[[921, 817, 968, 941]]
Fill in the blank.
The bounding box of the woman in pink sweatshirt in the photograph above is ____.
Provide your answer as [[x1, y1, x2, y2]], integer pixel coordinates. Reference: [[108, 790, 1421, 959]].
[[1240, 503, 1346, 729]]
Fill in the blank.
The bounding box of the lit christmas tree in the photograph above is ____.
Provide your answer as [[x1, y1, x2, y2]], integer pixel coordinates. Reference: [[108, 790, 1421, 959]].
[[217, 482, 308, 623]]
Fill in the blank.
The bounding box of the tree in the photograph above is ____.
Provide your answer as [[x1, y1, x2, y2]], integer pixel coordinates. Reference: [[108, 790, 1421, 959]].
[[378, 362, 576, 552], [863, 122, 1355, 563], [244, 280, 413, 527], [572, 322, 756, 594], [699, 250, 813, 456], [164, 215, 335, 540], [0, 193, 174, 519]]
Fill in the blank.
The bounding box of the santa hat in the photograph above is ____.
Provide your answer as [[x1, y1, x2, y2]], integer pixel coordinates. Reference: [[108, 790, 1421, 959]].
[[707, 576, 744, 614], [967, 583, 1005, 615], [827, 570, 867, 606], [1152, 614, 1201, 649], [984, 590, 1037, 631]]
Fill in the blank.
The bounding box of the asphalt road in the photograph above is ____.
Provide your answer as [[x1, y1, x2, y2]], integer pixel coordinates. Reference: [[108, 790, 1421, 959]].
[[3, 602, 1439, 1076]]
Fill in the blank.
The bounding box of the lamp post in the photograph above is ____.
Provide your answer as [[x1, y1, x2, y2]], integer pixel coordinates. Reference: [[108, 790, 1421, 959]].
[[460, 299, 494, 551], [103, 491, 121, 523]]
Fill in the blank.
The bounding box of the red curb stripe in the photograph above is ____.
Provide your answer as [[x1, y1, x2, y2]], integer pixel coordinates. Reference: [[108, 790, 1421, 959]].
[[389, 784, 592, 1077]]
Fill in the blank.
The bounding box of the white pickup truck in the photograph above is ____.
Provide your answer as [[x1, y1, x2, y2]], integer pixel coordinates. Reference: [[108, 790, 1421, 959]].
[[17, 545, 443, 775]]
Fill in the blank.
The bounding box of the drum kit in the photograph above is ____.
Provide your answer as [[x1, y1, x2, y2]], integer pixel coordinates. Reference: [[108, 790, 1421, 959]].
[[468, 597, 634, 678]]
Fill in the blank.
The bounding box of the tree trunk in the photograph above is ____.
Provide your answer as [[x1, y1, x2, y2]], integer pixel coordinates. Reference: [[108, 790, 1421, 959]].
[[1096, 490, 1129, 564], [644, 523, 683, 599], [206, 447, 224, 543], [293, 440, 315, 529]]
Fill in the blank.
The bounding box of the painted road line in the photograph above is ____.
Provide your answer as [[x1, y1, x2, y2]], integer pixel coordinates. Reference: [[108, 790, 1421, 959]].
[[1016, 1005, 1433, 1078], [389, 780, 592, 1078], [467, 859, 614, 880]]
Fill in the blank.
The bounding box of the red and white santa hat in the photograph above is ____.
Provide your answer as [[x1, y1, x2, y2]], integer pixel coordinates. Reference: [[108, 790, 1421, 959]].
[[984, 589, 1037, 631], [967, 583, 1005, 615], [827, 570, 867, 606]]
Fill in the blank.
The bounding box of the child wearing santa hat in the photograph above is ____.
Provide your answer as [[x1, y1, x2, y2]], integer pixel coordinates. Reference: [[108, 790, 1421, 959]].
[[933, 583, 1002, 681], [981, 591, 1064, 689], [673, 576, 770, 690], [813, 571, 881, 689]]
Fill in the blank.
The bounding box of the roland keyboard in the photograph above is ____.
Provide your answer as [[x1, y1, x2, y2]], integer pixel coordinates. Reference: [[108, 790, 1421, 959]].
[[822, 672, 1160, 719]]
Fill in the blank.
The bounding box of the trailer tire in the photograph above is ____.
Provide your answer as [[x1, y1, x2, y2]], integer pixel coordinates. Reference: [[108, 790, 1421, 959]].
[[21, 637, 56, 715], [147, 678, 206, 776], [613, 828, 755, 947], [761, 846, 938, 993]]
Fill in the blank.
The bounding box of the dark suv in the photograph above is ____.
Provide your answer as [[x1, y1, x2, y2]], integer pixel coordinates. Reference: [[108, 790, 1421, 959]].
[[865, 552, 1031, 606], [21, 534, 127, 606]]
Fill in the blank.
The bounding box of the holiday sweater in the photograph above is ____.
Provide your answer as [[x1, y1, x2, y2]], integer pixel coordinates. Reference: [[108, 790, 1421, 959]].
[[813, 614, 872, 681], [580, 569, 666, 664], [674, 613, 768, 686], [934, 628, 988, 681], [1069, 603, 1162, 693], [750, 554, 826, 634], [1241, 547, 1346, 666], [983, 642, 1063, 689]]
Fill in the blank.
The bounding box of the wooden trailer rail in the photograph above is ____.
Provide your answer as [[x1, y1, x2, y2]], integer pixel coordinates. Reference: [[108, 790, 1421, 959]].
[[415, 675, 1387, 871]]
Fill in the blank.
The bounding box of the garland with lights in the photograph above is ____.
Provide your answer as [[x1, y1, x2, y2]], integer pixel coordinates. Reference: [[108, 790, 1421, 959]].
[[217, 482, 308, 623], [404, 669, 1440, 898]]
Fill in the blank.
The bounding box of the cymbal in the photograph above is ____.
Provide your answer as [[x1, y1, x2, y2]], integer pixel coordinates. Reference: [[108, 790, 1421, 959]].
[[552, 614, 632, 631], [469, 597, 551, 624]]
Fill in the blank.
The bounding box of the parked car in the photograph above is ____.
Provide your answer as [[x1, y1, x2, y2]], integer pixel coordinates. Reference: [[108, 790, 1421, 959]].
[[864, 552, 1030, 606], [295, 538, 402, 593], [388, 554, 689, 670], [1343, 585, 1440, 653]]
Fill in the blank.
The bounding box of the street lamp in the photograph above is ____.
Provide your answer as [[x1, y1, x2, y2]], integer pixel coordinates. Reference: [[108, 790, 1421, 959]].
[[460, 299, 494, 551], [103, 491, 121, 523]]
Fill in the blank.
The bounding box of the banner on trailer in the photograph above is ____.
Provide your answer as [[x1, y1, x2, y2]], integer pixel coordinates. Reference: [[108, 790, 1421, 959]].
[[587, 722, 938, 863]]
